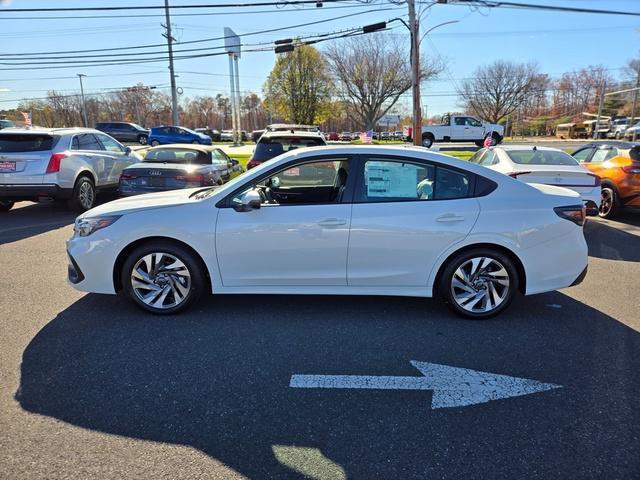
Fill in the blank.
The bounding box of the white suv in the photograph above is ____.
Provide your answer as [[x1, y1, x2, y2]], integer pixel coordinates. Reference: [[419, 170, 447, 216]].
[[0, 127, 140, 212]]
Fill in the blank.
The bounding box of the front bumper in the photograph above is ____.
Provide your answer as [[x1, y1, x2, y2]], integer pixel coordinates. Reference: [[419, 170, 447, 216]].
[[570, 265, 588, 287], [0, 184, 72, 201]]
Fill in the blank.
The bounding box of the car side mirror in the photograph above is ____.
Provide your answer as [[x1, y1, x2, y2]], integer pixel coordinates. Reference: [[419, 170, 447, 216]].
[[233, 189, 261, 212], [270, 176, 280, 188], [124, 146, 132, 155]]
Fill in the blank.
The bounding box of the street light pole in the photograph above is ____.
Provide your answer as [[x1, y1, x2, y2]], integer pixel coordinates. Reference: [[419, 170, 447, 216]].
[[407, 0, 421, 146], [631, 70, 639, 141], [163, 0, 179, 126], [594, 80, 606, 140], [77, 73, 88, 127]]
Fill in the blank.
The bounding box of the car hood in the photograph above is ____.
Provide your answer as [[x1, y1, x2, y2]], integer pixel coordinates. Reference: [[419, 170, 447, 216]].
[[80, 188, 208, 218]]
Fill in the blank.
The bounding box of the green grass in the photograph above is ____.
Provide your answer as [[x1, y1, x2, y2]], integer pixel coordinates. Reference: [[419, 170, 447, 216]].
[[226, 153, 251, 170], [439, 151, 474, 161]]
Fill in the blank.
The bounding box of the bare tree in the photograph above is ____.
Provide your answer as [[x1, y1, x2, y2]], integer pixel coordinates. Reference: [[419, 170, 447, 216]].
[[325, 34, 442, 130], [459, 61, 542, 124]]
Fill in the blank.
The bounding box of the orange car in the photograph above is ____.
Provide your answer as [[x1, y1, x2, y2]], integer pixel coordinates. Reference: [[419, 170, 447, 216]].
[[571, 142, 640, 218]]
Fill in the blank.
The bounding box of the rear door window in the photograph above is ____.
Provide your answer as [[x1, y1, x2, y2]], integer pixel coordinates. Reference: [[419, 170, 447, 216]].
[[0, 134, 56, 152], [73, 133, 103, 151]]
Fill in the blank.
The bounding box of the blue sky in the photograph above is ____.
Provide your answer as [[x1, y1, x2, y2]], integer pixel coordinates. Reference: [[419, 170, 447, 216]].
[[0, 0, 638, 117]]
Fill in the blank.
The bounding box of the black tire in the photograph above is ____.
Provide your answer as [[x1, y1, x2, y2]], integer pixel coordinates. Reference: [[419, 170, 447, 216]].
[[121, 241, 205, 315], [0, 200, 15, 212], [421, 133, 434, 148], [191, 140, 200, 144], [599, 186, 618, 219], [439, 248, 519, 320], [137, 134, 148, 145], [68, 175, 96, 212], [150, 140, 160, 147]]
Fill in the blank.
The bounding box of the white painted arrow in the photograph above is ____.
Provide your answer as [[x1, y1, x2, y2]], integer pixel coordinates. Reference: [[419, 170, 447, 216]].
[[290, 361, 562, 409]]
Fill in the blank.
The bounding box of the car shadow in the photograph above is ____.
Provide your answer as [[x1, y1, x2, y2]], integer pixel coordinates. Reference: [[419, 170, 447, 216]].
[[0, 194, 119, 245], [15, 292, 640, 479], [584, 217, 640, 262]]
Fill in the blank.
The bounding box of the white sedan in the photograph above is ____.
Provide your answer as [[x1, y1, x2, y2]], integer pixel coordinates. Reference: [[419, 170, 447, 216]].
[[67, 146, 588, 319], [469, 145, 601, 215]]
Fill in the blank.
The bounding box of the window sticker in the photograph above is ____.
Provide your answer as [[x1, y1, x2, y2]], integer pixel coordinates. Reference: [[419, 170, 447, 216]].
[[366, 162, 419, 198]]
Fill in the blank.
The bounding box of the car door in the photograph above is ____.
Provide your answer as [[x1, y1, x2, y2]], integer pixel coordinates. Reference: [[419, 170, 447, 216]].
[[347, 155, 480, 286], [71, 133, 111, 186], [465, 117, 486, 140], [215, 156, 353, 286], [94, 133, 135, 184]]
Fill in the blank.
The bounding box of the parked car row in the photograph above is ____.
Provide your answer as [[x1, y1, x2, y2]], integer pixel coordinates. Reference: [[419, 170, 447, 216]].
[[0, 127, 244, 212]]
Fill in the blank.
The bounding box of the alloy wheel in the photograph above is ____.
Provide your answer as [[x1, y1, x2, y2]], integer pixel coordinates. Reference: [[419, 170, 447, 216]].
[[450, 257, 510, 314], [78, 180, 95, 210], [599, 188, 613, 217], [130, 252, 192, 309]]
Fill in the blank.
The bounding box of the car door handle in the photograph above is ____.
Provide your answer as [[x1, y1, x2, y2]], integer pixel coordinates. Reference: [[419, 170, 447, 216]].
[[317, 218, 347, 227], [436, 214, 465, 223]]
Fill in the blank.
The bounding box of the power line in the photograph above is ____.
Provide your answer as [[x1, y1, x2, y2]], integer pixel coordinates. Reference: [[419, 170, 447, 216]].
[[0, 1, 360, 12], [441, 0, 640, 17], [0, 7, 397, 57]]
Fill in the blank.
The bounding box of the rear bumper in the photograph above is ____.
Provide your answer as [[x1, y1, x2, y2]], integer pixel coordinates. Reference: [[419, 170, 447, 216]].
[[0, 183, 72, 201]]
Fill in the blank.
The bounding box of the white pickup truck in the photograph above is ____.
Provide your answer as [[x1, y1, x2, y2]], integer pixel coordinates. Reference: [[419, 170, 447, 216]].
[[419, 114, 504, 148]]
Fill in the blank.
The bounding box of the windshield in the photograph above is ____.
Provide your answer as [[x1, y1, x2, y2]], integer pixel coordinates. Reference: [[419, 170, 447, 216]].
[[144, 148, 209, 164], [252, 136, 325, 162], [506, 149, 579, 166]]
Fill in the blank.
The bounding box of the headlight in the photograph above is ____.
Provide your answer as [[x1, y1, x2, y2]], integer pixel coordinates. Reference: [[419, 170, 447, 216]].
[[73, 215, 121, 237]]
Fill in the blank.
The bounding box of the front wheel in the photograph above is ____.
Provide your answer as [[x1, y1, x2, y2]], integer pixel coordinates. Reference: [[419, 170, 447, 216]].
[[138, 135, 148, 145], [150, 140, 160, 147], [0, 199, 15, 212], [440, 249, 518, 319], [122, 242, 205, 314], [599, 187, 618, 219]]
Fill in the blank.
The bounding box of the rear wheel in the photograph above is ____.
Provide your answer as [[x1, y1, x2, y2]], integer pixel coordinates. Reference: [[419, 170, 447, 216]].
[[191, 140, 200, 144], [68, 175, 96, 212], [599, 186, 618, 219], [440, 249, 518, 320], [0, 200, 15, 212], [421, 133, 434, 148], [121, 242, 205, 314], [150, 140, 160, 147]]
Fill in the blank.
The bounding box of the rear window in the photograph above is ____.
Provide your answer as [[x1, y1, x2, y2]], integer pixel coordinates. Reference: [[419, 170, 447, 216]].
[[506, 150, 578, 166], [0, 134, 57, 152], [253, 136, 325, 162], [144, 148, 209, 164]]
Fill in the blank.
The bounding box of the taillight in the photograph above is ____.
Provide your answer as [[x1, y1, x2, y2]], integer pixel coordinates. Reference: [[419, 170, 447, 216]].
[[176, 174, 204, 184], [554, 205, 586, 227], [46, 153, 66, 173], [586, 173, 601, 186], [621, 163, 640, 174], [507, 171, 531, 178], [119, 173, 138, 181]]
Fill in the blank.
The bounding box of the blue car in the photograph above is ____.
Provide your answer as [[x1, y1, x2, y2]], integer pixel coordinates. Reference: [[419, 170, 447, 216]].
[[148, 126, 212, 146]]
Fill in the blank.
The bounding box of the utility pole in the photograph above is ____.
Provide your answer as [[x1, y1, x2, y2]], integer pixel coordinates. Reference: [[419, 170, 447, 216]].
[[594, 79, 606, 140], [77, 74, 88, 127], [163, 0, 179, 126], [407, 0, 421, 146], [631, 70, 639, 141]]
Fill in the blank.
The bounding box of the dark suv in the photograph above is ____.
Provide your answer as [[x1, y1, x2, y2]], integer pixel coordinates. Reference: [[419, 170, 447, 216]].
[[95, 122, 150, 145]]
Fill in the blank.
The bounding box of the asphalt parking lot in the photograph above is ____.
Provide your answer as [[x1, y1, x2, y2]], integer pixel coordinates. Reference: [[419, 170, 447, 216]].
[[1, 201, 639, 479]]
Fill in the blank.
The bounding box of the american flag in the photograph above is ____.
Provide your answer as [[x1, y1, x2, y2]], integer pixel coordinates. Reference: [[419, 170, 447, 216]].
[[360, 129, 373, 145], [483, 129, 493, 148], [21, 111, 32, 127]]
